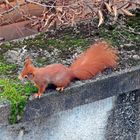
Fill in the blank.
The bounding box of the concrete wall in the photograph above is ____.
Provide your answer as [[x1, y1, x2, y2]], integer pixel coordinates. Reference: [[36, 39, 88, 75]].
[[0, 101, 10, 126], [0, 91, 140, 140], [105, 90, 140, 139], [0, 96, 115, 140]]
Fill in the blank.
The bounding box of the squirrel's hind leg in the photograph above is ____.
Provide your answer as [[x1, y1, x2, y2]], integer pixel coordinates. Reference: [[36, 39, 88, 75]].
[[56, 87, 64, 92]]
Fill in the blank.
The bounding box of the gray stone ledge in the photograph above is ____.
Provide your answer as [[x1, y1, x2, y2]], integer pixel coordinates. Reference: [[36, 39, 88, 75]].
[[23, 65, 140, 121], [0, 101, 11, 125]]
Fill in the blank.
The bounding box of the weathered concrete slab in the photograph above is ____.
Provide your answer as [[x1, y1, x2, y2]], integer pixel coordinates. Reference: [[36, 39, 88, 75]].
[[0, 101, 10, 125], [1, 91, 140, 140], [105, 90, 140, 140], [0, 21, 38, 41], [0, 96, 115, 140], [23, 65, 140, 121]]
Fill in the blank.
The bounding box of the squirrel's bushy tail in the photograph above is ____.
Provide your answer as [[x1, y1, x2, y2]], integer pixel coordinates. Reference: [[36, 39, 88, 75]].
[[70, 41, 118, 80]]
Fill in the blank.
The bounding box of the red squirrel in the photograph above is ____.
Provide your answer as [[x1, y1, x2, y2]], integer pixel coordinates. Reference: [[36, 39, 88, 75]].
[[18, 41, 118, 98]]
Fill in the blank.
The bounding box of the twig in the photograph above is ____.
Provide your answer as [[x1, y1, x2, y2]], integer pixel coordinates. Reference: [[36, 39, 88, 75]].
[[129, 1, 140, 6], [127, 30, 140, 35], [124, 27, 140, 35], [0, 2, 26, 15], [116, 2, 129, 10]]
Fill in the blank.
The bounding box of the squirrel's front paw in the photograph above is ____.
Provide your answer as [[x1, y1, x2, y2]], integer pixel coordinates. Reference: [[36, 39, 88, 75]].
[[34, 93, 42, 98]]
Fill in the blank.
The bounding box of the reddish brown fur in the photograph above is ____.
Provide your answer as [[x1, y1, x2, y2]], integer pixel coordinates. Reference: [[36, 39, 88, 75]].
[[70, 41, 118, 79], [19, 41, 118, 98]]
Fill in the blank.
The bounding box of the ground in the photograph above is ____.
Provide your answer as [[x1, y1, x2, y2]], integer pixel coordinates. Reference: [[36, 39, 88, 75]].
[[0, 8, 139, 124]]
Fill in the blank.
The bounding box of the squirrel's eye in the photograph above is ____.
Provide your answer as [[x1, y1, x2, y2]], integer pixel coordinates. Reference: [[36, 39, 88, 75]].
[[28, 73, 32, 76]]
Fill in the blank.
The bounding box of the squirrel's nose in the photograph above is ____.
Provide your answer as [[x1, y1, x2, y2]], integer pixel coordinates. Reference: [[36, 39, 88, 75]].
[[18, 74, 23, 80], [18, 74, 27, 85]]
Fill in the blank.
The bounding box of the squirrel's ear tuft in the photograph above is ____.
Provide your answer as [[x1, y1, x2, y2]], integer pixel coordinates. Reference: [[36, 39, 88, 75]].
[[25, 55, 32, 66]]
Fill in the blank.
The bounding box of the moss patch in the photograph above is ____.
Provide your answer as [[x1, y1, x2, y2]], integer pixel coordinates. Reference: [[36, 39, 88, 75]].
[[0, 61, 17, 76], [0, 79, 37, 124]]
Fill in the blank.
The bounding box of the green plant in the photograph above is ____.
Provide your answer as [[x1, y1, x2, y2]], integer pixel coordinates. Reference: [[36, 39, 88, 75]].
[[0, 79, 37, 124], [0, 62, 17, 75]]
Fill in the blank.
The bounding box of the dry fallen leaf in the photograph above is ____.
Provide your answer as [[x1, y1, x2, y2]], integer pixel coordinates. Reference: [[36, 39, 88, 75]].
[[56, 7, 63, 13], [122, 8, 135, 16], [98, 10, 104, 27], [104, 2, 112, 13], [112, 5, 117, 17]]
